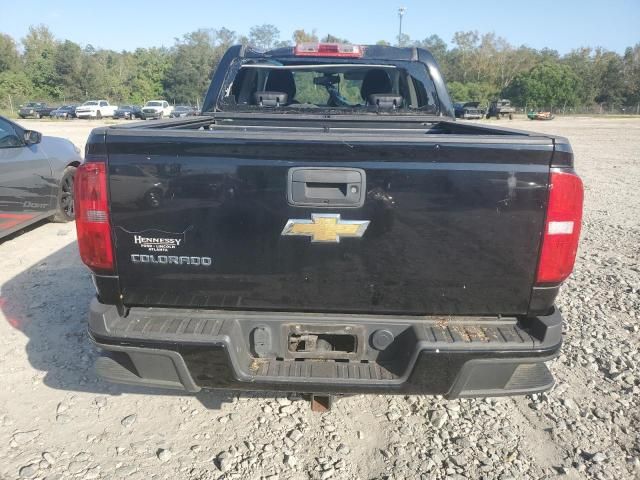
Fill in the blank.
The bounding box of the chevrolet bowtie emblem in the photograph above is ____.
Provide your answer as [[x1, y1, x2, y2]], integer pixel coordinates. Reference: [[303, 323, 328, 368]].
[[281, 214, 370, 243]]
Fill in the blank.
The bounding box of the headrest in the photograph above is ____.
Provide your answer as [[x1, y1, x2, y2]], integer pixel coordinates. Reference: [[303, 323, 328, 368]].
[[265, 70, 296, 100], [368, 94, 403, 109], [361, 69, 392, 100], [253, 91, 288, 107]]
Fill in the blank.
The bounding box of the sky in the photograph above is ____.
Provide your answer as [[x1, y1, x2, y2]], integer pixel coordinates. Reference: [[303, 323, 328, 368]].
[[1, 0, 638, 54]]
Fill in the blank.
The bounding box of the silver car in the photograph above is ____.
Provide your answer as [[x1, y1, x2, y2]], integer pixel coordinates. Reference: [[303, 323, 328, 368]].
[[0, 116, 83, 238]]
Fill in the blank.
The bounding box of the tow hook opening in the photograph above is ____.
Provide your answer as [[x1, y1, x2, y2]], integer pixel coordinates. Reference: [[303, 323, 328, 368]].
[[289, 333, 356, 354]]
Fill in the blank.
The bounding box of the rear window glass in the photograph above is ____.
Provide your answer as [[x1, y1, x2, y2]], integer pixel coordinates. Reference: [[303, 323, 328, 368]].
[[218, 60, 440, 115]]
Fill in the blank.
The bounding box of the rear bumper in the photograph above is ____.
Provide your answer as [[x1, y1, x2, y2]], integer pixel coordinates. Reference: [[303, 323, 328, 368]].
[[88, 299, 563, 398]]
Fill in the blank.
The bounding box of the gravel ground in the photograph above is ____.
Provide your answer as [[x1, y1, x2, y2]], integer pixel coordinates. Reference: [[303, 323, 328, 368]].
[[0, 117, 638, 480]]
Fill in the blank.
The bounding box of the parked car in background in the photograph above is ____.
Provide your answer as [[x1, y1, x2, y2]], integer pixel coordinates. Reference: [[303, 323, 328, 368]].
[[113, 105, 143, 120], [18, 102, 56, 119], [141, 100, 173, 119], [486, 99, 515, 119], [528, 111, 555, 121], [169, 105, 199, 118], [50, 105, 78, 119], [0, 116, 82, 238], [454, 101, 483, 120], [75, 100, 118, 119]]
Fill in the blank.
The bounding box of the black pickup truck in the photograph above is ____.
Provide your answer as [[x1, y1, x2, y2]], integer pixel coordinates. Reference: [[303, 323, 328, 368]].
[[18, 102, 56, 119], [76, 43, 583, 401]]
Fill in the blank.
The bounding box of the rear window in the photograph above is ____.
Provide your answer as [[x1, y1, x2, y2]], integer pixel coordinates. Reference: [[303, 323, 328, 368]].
[[219, 60, 440, 115]]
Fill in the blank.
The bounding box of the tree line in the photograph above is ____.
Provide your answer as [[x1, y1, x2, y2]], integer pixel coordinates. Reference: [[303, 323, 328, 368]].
[[0, 24, 638, 113]]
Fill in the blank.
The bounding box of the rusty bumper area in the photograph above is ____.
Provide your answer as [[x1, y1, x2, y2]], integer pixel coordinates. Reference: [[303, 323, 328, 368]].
[[89, 299, 562, 397]]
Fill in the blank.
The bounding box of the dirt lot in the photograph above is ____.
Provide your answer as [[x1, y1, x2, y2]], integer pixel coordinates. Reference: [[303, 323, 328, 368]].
[[0, 117, 638, 480]]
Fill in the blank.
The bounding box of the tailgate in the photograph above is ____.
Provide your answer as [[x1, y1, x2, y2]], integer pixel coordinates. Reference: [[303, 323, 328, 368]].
[[106, 130, 552, 315]]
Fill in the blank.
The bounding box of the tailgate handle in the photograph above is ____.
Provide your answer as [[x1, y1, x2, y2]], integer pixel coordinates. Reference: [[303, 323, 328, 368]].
[[287, 167, 365, 207]]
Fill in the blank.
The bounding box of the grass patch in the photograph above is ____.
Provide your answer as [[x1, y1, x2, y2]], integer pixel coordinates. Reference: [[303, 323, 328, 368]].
[[0, 109, 18, 119]]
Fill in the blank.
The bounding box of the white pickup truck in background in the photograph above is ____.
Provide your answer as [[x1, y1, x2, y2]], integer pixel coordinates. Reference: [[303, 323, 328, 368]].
[[141, 100, 174, 119], [75, 100, 118, 119]]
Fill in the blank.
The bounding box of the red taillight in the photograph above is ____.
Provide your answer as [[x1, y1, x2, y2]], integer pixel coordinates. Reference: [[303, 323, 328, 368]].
[[294, 42, 363, 58], [74, 162, 114, 274], [536, 171, 584, 284]]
